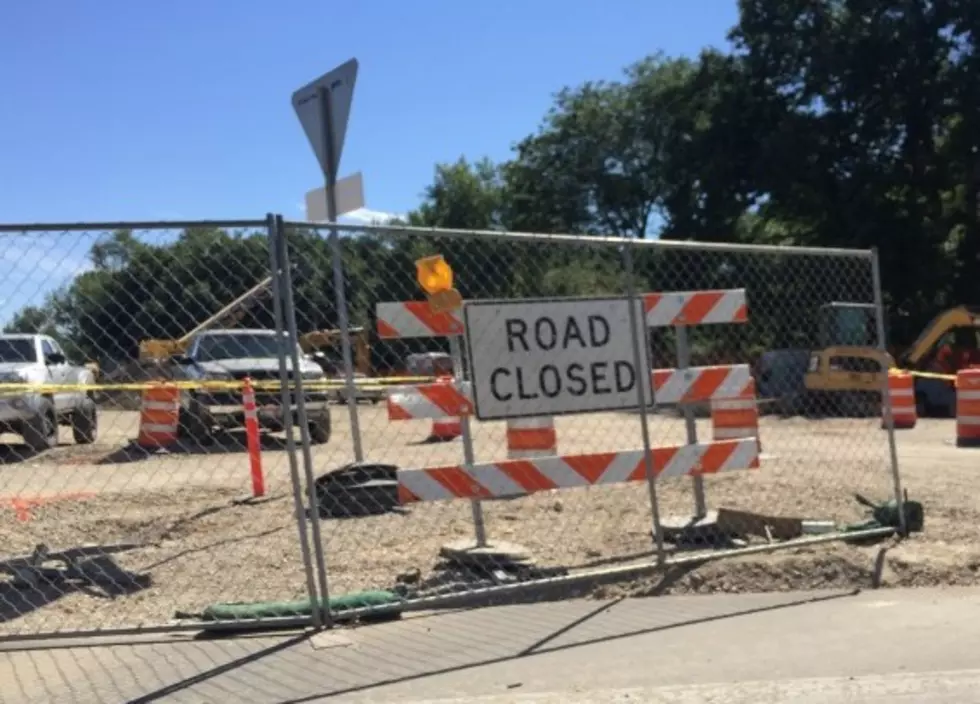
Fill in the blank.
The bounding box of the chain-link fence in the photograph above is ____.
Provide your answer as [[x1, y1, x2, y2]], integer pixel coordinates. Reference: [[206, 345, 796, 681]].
[[280, 220, 904, 624], [0, 215, 905, 640], [0, 218, 320, 639]]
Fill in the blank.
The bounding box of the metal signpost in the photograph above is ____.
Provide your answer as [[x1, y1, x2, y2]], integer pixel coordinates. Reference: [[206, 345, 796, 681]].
[[292, 57, 364, 462]]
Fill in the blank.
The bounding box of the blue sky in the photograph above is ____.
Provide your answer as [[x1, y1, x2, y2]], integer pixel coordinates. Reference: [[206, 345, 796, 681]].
[[0, 1, 736, 325]]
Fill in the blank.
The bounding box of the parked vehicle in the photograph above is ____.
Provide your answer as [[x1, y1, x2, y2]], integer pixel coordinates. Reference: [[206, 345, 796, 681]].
[[169, 329, 332, 444], [0, 334, 98, 451]]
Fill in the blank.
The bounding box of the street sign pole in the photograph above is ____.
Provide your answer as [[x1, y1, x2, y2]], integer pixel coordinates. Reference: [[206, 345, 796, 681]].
[[316, 84, 365, 463]]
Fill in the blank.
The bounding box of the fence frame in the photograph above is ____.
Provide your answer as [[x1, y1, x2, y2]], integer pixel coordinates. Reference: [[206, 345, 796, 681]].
[[279, 220, 907, 624], [0, 216, 906, 640]]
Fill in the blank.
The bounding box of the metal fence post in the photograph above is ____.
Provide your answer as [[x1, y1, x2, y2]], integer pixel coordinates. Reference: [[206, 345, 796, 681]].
[[274, 215, 332, 626], [871, 248, 907, 535], [267, 213, 322, 628], [622, 242, 667, 565]]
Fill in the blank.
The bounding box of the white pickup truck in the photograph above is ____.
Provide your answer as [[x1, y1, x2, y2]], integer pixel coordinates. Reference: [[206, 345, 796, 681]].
[[0, 334, 98, 451]]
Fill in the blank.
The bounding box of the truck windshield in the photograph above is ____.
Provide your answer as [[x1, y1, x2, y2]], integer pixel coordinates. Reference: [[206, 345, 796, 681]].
[[0, 339, 36, 363], [194, 334, 283, 361]]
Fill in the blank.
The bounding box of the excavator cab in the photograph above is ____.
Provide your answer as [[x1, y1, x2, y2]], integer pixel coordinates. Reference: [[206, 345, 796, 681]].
[[803, 302, 893, 416]]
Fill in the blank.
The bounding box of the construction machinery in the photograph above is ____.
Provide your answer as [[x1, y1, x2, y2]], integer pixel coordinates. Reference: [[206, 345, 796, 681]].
[[802, 302, 892, 416], [802, 303, 980, 417], [139, 276, 275, 361], [298, 327, 371, 376], [898, 305, 980, 416]]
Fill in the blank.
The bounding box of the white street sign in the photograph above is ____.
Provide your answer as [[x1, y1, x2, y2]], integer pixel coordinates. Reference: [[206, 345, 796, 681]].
[[292, 58, 358, 178], [305, 172, 365, 221], [464, 297, 652, 421]]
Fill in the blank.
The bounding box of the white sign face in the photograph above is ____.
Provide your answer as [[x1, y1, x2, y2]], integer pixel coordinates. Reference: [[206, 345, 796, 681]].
[[464, 298, 652, 421]]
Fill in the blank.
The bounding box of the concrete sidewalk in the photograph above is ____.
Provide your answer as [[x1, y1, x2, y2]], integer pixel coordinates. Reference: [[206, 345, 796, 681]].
[[3, 587, 980, 703]]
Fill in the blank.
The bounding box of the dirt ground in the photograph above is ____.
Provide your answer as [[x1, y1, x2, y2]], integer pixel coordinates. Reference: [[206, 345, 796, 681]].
[[0, 403, 977, 636]]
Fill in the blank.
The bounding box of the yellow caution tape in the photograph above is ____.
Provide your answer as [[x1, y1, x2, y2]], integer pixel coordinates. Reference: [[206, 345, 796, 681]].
[[904, 370, 957, 381], [0, 376, 435, 395]]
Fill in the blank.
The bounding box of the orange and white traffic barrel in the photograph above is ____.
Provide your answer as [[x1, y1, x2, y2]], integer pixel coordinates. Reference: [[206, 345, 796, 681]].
[[956, 368, 980, 447], [428, 375, 462, 441], [710, 379, 760, 466], [137, 382, 180, 448], [883, 369, 917, 429], [506, 416, 558, 459]]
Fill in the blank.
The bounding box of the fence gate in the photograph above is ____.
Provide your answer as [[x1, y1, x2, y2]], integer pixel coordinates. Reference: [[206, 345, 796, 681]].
[[277, 220, 905, 624]]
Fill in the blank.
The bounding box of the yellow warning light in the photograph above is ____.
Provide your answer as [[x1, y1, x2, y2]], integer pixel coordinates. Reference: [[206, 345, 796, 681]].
[[416, 255, 454, 294], [416, 255, 462, 313]]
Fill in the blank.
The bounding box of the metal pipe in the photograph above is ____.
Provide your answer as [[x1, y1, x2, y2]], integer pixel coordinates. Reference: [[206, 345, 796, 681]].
[[318, 86, 365, 463], [267, 213, 321, 629], [282, 220, 876, 259], [275, 215, 332, 626], [0, 219, 266, 233], [332, 526, 899, 620]]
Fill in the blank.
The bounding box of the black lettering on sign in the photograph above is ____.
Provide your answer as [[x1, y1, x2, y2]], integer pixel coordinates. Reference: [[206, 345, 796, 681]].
[[588, 315, 610, 347], [540, 365, 561, 397], [590, 361, 611, 394], [505, 319, 529, 352], [562, 316, 586, 349], [515, 368, 539, 400], [614, 360, 635, 393], [535, 317, 558, 350], [490, 368, 512, 401], [566, 363, 587, 396]]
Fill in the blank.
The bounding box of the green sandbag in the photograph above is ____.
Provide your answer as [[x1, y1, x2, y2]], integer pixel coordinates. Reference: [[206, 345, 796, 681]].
[[200, 590, 402, 622]]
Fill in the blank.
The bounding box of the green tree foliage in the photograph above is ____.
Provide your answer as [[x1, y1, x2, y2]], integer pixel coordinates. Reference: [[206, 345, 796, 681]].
[[8, 0, 980, 363]]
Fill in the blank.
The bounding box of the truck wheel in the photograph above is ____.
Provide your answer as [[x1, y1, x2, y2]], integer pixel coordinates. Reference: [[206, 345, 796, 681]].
[[72, 398, 98, 444], [178, 399, 212, 446], [22, 400, 57, 452], [308, 412, 331, 445]]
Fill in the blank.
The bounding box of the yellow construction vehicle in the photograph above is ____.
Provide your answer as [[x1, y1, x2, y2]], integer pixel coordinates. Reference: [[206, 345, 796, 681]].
[[803, 303, 980, 416], [139, 276, 275, 361], [802, 302, 892, 416], [298, 327, 371, 377], [898, 305, 980, 416]]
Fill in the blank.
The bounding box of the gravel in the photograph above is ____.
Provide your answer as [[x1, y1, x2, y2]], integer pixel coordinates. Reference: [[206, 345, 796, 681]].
[[0, 410, 976, 636]]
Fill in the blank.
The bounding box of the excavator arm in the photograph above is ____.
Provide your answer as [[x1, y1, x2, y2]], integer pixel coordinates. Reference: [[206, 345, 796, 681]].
[[139, 276, 274, 361], [899, 305, 980, 369]]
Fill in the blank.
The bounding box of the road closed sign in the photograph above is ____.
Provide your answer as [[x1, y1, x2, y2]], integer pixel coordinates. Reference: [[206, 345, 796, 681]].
[[464, 298, 653, 420]]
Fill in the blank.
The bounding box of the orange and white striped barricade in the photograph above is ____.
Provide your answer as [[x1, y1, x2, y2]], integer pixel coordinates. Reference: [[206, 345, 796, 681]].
[[883, 369, 916, 430], [242, 377, 265, 497], [137, 382, 181, 448], [652, 364, 760, 467], [956, 368, 980, 447], [429, 375, 463, 441], [709, 380, 762, 461], [397, 438, 760, 504], [643, 290, 753, 511], [386, 378, 473, 443]]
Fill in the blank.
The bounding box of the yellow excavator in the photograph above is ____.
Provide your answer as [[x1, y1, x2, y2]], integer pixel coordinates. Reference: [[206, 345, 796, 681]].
[[139, 277, 276, 361], [898, 305, 980, 416], [803, 302, 980, 416]]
